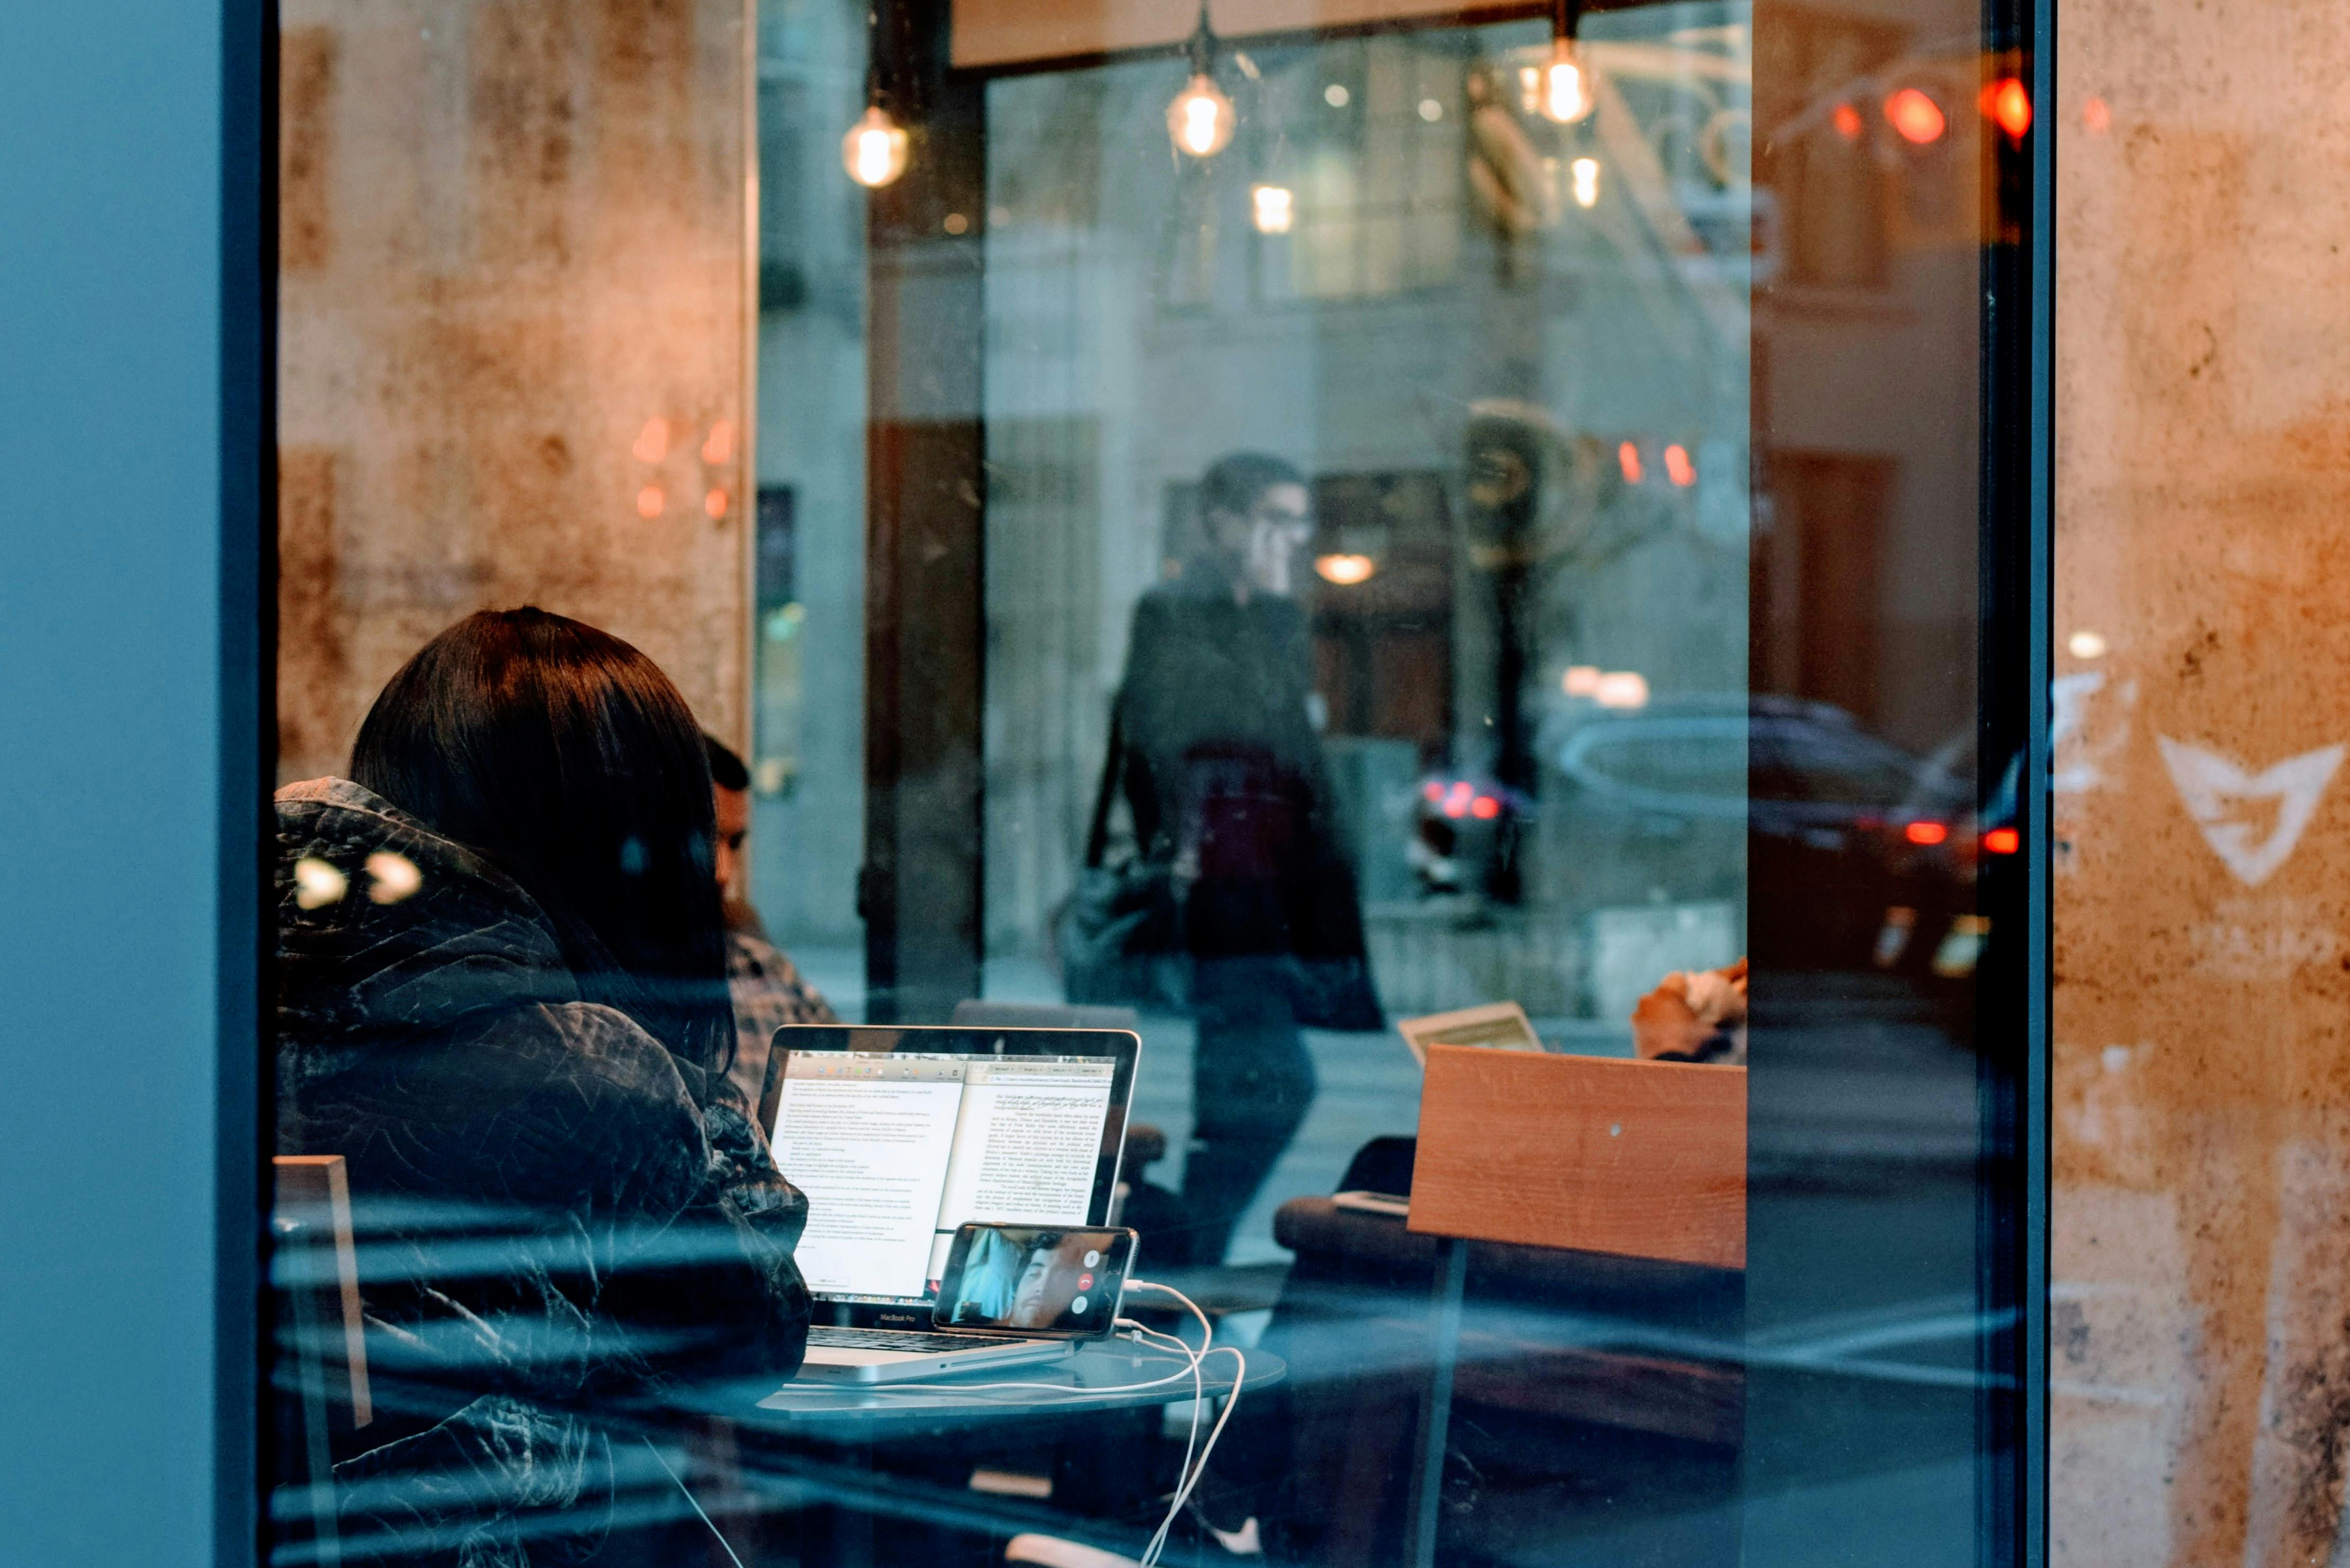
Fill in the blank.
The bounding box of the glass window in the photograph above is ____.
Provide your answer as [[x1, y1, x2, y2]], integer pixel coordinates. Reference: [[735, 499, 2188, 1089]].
[[264, 0, 2038, 1560]]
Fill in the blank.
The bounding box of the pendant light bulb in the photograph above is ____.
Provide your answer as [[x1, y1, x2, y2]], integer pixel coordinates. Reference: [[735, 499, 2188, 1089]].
[[1539, 38, 1593, 124], [1169, 74, 1237, 157], [1167, 3, 1236, 158], [842, 104, 910, 188]]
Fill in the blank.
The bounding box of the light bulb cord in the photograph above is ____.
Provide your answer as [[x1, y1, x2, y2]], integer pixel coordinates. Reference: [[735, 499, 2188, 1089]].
[[1550, 0, 1584, 45], [1186, 0, 1217, 78]]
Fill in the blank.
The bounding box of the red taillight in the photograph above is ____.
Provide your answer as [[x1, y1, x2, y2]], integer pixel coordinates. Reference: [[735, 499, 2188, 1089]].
[[1885, 87, 1947, 145], [1983, 827, 2020, 854], [1904, 820, 1950, 847], [1423, 781, 1445, 803], [1982, 77, 2032, 140], [1470, 795, 1501, 820]]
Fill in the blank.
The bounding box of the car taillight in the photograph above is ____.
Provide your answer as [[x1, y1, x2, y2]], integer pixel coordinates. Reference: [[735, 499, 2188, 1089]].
[[1904, 820, 1950, 846], [1983, 827, 2020, 854]]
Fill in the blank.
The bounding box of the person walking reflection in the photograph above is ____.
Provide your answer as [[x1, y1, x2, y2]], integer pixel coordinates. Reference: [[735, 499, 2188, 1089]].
[[1113, 453, 1382, 1263]]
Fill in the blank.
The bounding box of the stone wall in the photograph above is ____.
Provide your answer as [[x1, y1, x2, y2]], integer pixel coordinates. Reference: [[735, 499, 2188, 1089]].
[[276, 0, 754, 781], [2053, 6, 2350, 1564]]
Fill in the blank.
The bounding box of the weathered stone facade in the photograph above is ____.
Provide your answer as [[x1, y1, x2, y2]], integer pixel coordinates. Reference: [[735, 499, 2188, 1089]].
[[2053, 6, 2350, 1563], [276, 0, 754, 781]]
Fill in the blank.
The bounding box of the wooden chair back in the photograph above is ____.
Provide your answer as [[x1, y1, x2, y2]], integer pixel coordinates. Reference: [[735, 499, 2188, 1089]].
[[1407, 1047, 1746, 1269], [273, 1154, 372, 1561]]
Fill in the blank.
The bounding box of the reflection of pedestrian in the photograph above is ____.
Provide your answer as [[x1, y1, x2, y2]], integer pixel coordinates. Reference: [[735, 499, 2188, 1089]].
[[1115, 453, 1381, 1263]]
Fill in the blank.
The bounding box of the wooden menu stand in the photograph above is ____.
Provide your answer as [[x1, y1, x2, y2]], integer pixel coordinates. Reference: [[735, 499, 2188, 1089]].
[[1399, 1047, 1747, 1568]]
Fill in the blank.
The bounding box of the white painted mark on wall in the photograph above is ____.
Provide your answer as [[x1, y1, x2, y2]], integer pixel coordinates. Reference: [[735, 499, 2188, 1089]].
[[2157, 737, 2344, 886]]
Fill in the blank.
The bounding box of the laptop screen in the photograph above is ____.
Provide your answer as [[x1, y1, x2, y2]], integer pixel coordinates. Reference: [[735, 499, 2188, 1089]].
[[769, 1049, 1121, 1307]]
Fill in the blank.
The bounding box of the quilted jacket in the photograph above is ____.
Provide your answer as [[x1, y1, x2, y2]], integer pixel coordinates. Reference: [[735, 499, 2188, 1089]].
[[273, 779, 811, 1565]]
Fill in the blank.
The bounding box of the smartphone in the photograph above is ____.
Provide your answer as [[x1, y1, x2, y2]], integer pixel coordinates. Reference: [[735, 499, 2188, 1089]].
[[932, 1223, 1137, 1338]]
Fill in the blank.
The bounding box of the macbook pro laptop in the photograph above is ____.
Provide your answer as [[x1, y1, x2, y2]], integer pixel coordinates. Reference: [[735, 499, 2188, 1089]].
[[757, 1023, 1140, 1383]]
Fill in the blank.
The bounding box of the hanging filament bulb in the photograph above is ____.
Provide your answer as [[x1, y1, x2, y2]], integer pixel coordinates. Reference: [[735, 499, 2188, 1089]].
[[842, 104, 909, 188], [1169, 76, 1237, 156], [1540, 42, 1592, 123], [1569, 156, 1601, 208], [1167, 3, 1237, 158], [1537, 0, 1595, 124]]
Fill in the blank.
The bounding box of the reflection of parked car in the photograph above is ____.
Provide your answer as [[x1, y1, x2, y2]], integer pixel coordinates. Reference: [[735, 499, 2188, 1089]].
[[1411, 773, 1532, 898], [1538, 696, 1976, 971]]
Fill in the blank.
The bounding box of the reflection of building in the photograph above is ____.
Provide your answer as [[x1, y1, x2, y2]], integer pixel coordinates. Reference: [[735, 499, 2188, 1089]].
[[969, 14, 1756, 1001], [750, 0, 2001, 1023]]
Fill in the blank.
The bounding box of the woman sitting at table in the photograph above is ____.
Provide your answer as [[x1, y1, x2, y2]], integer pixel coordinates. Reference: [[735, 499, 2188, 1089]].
[[275, 607, 812, 1564]]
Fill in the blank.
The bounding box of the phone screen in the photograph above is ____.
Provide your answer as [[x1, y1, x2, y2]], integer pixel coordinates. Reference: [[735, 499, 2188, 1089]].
[[932, 1224, 1136, 1337]]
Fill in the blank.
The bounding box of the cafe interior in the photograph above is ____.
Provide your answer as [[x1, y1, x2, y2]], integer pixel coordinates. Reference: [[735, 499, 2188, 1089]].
[[265, 0, 2036, 1560]]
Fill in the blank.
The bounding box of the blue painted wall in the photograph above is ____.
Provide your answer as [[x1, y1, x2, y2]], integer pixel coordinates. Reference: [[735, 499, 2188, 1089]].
[[0, 3, 255, 1563]]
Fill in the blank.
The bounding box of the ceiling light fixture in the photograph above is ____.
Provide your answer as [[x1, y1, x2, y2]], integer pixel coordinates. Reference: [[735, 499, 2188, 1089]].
[[1538, 0, 1595, 124], [1167, 2, 1237, 158], [842, 5, 910, 187]]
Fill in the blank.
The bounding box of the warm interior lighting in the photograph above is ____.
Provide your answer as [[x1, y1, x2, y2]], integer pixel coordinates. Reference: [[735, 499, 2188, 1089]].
[[1325, 83, 1351, 109], [701, 420, 734, 464], [842, 105, 910, 188], [1984, 77, 2032, 140], [632, 417, 669, 464], [2082, 95, 2112, 134], [1470, 795, 1502, 820], [1904, 820, 1950, 847], [2068, 630, 2109, 659], [1594, 671, 1649, 709], [1884, 87, 1947, 145], [1251, 184, 1295, 234], [704, 488, 729, 519], [1569, 156, 1601, 209], [1616, 442, 1643, 483], [1663, 444, 1696, 487], [1539, 39, 1593, 124], [1563, 664, 1602, 696], [1314, 552, 1376, 585], [1983, 827, 2021, 855], [1168, 74, 1237, 157], [1516, 67, 1541, 114], [1832, 102, 1863, 140], [636, 485, 665, 519]]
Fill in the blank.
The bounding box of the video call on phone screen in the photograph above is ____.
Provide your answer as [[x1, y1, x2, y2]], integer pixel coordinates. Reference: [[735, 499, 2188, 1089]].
[[939, 1226, 1129, 1334]]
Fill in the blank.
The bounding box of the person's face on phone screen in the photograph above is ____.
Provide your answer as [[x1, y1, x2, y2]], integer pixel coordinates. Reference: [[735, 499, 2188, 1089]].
[[1008, 1235, 1099, 1327]]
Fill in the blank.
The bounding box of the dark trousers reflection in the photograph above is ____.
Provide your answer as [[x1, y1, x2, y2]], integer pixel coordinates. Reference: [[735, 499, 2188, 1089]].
[[1182, 953, 1318, 1264]]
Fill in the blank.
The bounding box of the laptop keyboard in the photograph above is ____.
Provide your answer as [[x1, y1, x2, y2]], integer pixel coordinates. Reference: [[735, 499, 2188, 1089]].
[[807, 1327, 1022, 1352]]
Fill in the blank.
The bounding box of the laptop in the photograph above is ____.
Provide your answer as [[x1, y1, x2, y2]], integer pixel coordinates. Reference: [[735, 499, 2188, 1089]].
[[757, 1023, 1140, 1383], [1394, 1000, 1546, 1065]]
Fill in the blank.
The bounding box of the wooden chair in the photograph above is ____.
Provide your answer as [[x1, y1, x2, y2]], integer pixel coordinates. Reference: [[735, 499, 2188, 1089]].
[[272, 1154, 372, 1566], [1400, 1047, 1746, 1567]]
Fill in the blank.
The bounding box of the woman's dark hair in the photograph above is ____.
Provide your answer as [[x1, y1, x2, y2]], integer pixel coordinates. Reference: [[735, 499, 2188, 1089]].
[[351, 608, 732, 1078], [1199, 452, 1306, 522]]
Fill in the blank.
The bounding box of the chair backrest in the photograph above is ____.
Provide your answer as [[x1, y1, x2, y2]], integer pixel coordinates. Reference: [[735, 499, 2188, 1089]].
[[1407, 1047, 1746, 1270], [274, 1154, 373, 1431], [272, 1154, 373, 1563]]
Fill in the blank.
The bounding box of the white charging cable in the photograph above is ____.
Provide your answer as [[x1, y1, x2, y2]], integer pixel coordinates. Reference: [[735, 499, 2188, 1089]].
[[840, 1277, 1246, 1567], [642, 1436, 750, 1568], [1122, 1279, 1245, 1568]]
